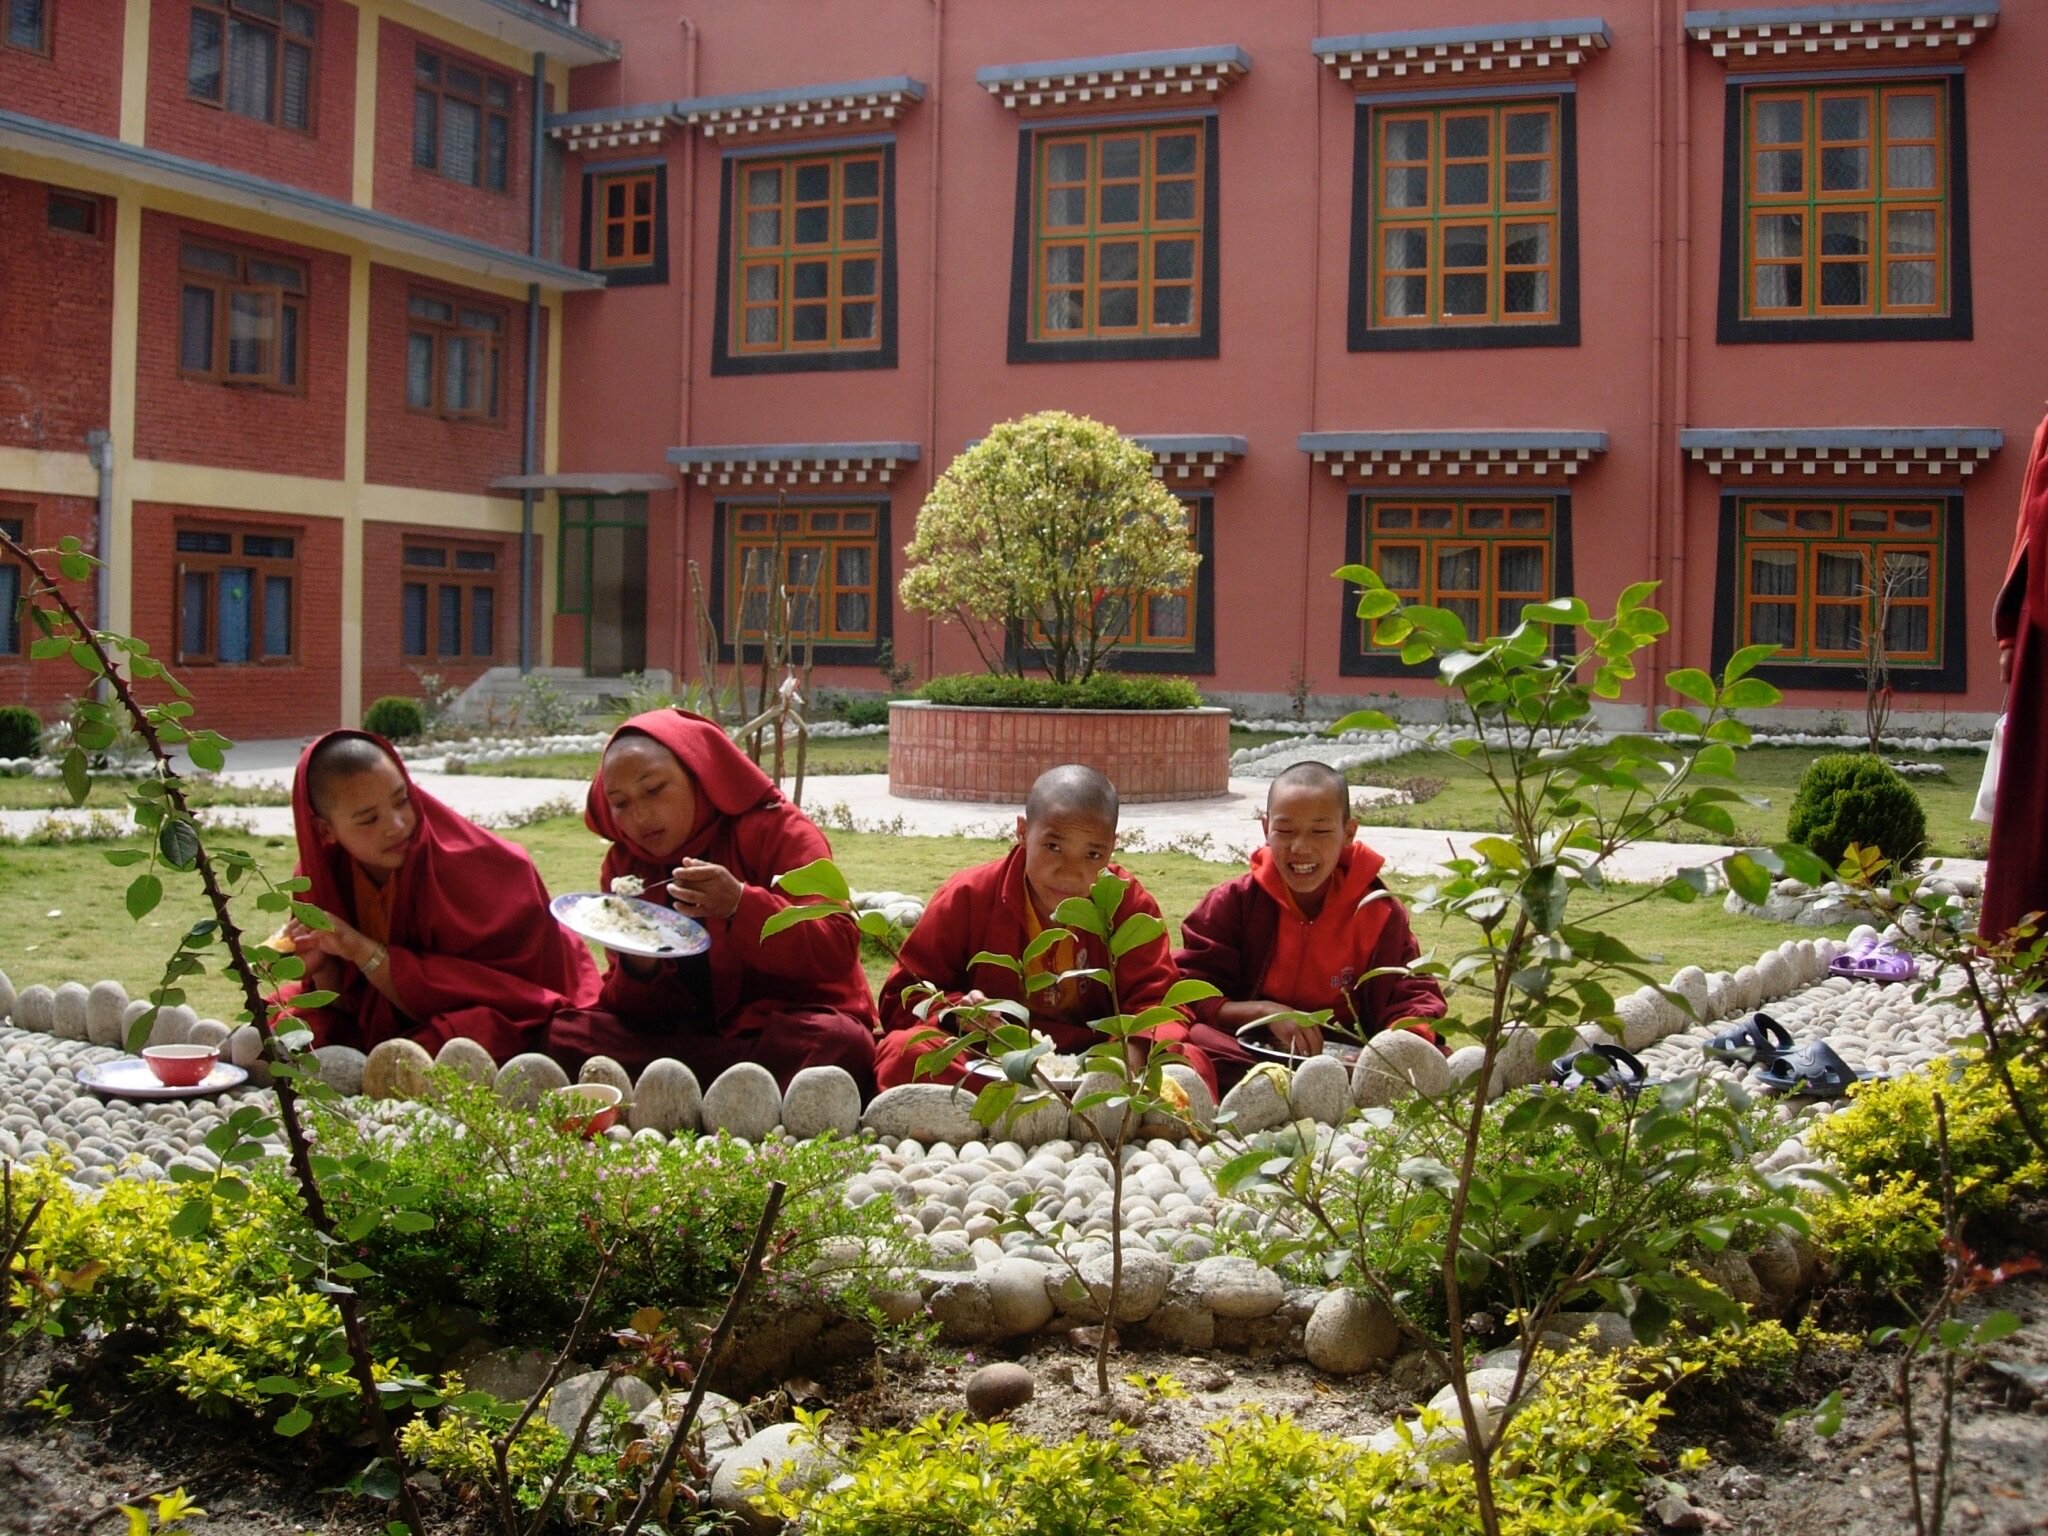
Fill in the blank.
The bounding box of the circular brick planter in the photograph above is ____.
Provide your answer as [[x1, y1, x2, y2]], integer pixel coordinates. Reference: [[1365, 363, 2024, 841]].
[[888, 701, 1231, 803]]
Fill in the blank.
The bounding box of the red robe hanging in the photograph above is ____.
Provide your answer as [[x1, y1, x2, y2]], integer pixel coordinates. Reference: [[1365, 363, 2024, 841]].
[[567, 709, 878, 1090], [1984, 411, 2048, 940], [276, 730, 604, 1060]]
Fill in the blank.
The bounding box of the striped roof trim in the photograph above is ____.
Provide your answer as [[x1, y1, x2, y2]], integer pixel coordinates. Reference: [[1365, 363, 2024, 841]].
[[975, 46, 1250, 112], [1313, 19, 1610, 83]]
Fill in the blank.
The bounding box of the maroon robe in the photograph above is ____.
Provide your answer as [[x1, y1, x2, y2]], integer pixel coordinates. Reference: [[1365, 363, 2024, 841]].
[[277, 730, 605, 1061], [1984, 411, 2048, 940]]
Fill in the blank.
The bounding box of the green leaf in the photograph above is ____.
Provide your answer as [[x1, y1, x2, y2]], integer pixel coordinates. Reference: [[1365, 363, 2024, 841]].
[[1519, 596, 1590, 628], [773, 858, 852, 904], [1724, 852, 1772, 907], [103, 848, 150, 867], [1397, 1156, 1459, 1193], [1470, 836, 1526, 872], [1665, 668, 1716, 706], [58, 549, 93, 583], [386, 1210, 435, 1234], [759, 902, 842, 939], [1052, 893, 1108, 939], [1108, 911, 1165, 959], [253, 1375, 303, 1395], [125, 874, 163, 921], [29, 634, 70, 660], [1161, 977, 1221, 1008], [1658, 708, 1705, 737], [968, 949, 1025, 976], [1722, 644, 1779, 683], [168, 1197, 213, 1240], [1330, 708, 1396, 734], [187, 734, 227, 773], [1722, 677, 1781, 710], [1971, 1311, 2023, 1347], [1518, 865, 1569, 935], [158, 818, 200, 871], [1772, 843, 1836, 886], [275, 1405, 314, 1438], [61, 747, 88, 807]]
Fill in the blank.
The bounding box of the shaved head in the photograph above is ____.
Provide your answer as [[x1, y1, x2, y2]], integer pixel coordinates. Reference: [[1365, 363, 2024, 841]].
[[1267, 760, 1352, 821], [1024, 763, 1119, 829], [306, 735, 398, 818]]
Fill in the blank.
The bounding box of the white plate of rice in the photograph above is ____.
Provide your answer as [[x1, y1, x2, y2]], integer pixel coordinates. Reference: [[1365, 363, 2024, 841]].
[[552, 892, 711, 959]]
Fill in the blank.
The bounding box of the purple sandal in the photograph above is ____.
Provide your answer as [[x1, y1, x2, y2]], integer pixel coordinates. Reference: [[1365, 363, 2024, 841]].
[[1828, 938, 1914, 984]]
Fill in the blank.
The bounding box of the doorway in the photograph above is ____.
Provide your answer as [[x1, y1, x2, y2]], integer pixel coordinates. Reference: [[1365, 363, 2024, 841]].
[[558, 494, 648, 675]]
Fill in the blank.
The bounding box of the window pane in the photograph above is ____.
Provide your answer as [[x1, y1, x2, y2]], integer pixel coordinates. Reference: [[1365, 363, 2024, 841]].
[[744, 307, 779, 345], [1497, 545, 1544, 593], [1383, 119, 1429, 161], [1152, 287, 1193, 327], [188, 10, 223, 98], [454, 548, 495, 571], [0, 564, 18, 655], [1887, 93, 1935, 140], [405, 546, 447, 568], [1376, 547, 1421, 592], [1754, 98, 1804, 144], [1147, 592, 1189, 641], [406, 333, 434, 408], [181, 570, 210, 656], [282, 39, 311, 129], [1504, 222, 1550, 266], [842, 158, 880, 198], [402, 583, 427, 656], [1154, 179, 1196, 222], [217, 566, 253, 663], [1097, 287, 1138, 329], [1887, 208, 1936, 255], [441, 97, 480, 185], [181, 286, 216, 371], [1443, 115, 1489, 158], [791, 304, 827, 342], [1384, 167, 1429, 209], [1820, 146, 1869, 192], [1042, 291, 1083, 332], [1819, 96, 1869, 141], [1754, 149, 1804, 194], [1442, 163, 1488, 206], [1155, 133, 1198, 175], [1046, 141, 1088, 181], [276, 302, 298, 387], [1436, 547, 1480, 591], [1443, 226, 1488, 268], [226, 18, 275, 122], [1820, 211, 1868, 256], [744, 265, 779, 302], [1749, 548, 1798, 596], [227, 290, 273, 377], [745, 209, 781, 248], [840, 301, 877, 339], [834, 592, 871, 637], [1098, 182, 1140, 223], [243, 534, 293, 558], [841, 257, 878, 297], [412, 89, 437, 167], [1887, 144, 1936, 190], [1504, 161, 1551, 203], [1889, 262, 1937, 306], [1754, 263, 1801, 309], [261, 575, 291, 657], [485, 114, 508, 192], [1814, 603, 1862, 652], [745, 165, 782, 206], [1820, 261, 1867, 307], [791, 260, 828, 300], [1885, 549, 1931, 597], [1417, 506, 1453, 529], [836, 545, 871, 587], [1099, 242, 1139, 283], [792, 162, 831, 203], [438, 585, 461, 656], [840, 202, 879, 242], [1751, 603, 1797, 646], [6, 0, 45, 49], [1505, 112, 1550, 155], [1100, 138, 1141, 178], [1441, 597, 1481, 634], [1815, 549, 1866, 597], [794, 204, 830, 243], [1885, 604, 1929, 654], [443, 336, 473, 412], [176, 530, 233, 554], [1442, 273, 1487, 316], [1382, 275, 1425, 318], [247, 257, 303, 291], [471, 585, 494, 657]]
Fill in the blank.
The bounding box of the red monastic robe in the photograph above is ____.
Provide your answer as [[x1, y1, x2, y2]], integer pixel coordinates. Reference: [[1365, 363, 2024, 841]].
[[278, 730, 603, 1060], [1984, 411, 2048, 940]]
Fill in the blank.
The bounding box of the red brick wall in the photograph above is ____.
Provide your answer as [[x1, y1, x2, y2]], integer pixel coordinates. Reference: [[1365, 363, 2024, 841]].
[[133, 211, 348, 479], [0, 495, 101, 719], [362, 262, 544, 494], [129, 501, 342, 738], [145, 0, 358, 202], [0, 1, 122, 136], [359, 519, 523, 704], [889, 703, 1231, 804], [0, 175, 115, 453], [373, 19, 535, 252]]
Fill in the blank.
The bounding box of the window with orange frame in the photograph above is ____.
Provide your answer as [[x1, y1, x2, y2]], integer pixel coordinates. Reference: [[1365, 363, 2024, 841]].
[[1738, 500, 1942, 666]]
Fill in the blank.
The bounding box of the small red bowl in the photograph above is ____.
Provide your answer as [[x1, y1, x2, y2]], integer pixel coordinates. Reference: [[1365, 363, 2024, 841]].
[[142, 1043, 220, 1088], [546, 1083, 622, 1139]]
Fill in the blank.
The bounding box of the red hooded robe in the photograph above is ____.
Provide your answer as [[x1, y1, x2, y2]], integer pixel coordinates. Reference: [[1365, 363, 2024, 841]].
[[1984, 411, 2048, 940], [278, 730, 602, 1059]]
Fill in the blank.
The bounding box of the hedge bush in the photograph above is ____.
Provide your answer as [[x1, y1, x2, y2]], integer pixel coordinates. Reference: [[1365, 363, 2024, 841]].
[[0, 704, 42, 758], [1785, 751, 1928, 873], [917, 673, 1203, 711], [363, 695, 426, 741]]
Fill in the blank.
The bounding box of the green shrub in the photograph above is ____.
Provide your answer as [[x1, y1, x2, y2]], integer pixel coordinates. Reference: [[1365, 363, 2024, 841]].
[[363, 695, 426, 741], [835, 697, 892, 728], [0, 705, 42, 758], [1785, 751, 1928, 873], [917, 673, 1202, 711]]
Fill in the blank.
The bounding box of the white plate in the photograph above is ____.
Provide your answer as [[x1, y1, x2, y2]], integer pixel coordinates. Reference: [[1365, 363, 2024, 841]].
[[77, 1059, 250, 1100], [552, 892, 712, 960]]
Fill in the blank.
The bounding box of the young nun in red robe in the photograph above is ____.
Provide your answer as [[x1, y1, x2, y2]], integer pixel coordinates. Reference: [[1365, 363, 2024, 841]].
[[564, 709, 878, 1091], [275, 731, 606, 1060], [1984, 409, 2048, 941], [1174, 761, 1447, 1090], [873, 763, 1218, 1096]]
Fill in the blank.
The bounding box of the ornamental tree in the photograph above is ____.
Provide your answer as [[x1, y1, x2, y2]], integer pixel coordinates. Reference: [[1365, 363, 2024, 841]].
[[901, 411, 1198, 684]]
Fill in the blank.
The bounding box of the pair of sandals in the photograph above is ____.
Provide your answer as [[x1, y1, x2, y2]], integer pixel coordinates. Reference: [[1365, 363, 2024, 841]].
[[1827, 933, 1916, 985], [1701, 1012, 1879, 1099]]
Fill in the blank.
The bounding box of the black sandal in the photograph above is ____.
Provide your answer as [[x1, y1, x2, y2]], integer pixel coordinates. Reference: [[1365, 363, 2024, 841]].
[[1754, 1040, 1878, 1100], [1547, 1043, 1649, 1097], [1702, 1012, 1794, 1065]]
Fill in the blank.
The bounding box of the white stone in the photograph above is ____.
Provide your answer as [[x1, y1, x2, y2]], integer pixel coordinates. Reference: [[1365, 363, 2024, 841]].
[[495, 1051, 570, 1108], [1289, 1055, 1351, 1125], [1067, 1070, 1131, 1144], [863, 1082, 981, 1145], [363, 1038, 433, 1101], [983, 1256, 1055, 1335], [702, 1062, 783, 1141], [12, 984, 52, 1033], [1755, 951, 1793, 999], [629, 1059, 701, 1134], [185, 1018, 231, 1053], [779, 1065, 862, 1140], [311, 1044, 367, 1096], [545, 1370, 656, 1450], [923, 1270, 996, 1342], [150, 1003, 199, 1049], [1669, 966, 1711, 1025], [227, 1023, 267, 1070], [1353, 1029, 1454, 1107], [436, 1035, 498, 1087], [578, 1054, 635, 1098], [1073, 1246, 1170, 1322], [1219, 1063, 1293, 1133], [710, 1422, 835, 1535], [1304, 1289, 1402, 1376], [0, 968, 12, 1025], [85, 981, 128, 1046], [51, 982, 88, 1040], [1191, 1255, 1285, 1319], [1425, 1367, 1523, 1448], [1146, 1062, 1216, 1136]]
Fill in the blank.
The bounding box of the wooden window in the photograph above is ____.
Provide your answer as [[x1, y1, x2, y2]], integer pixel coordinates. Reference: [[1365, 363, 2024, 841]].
[[727, 506, 879, 646], [174, 524, 296, 664], [1360, 499, 1554, 641], [5, 0, 48, 53], [0, 511, 26, 658], [178, 238, 306, 391], [1743, 82, 1946, 319], [1031, 123, 1204, 341], [1370, 100, 1560, 328], [592, 169, 658, 271], [1737, 499, 1942, 665], [732, 151, 884, 355], [405, 292, 501, 421], [188, 0, 315, 132], [46, 190, 101, 238], [401, 541, 497, 662], [412, 46, 510, 192]]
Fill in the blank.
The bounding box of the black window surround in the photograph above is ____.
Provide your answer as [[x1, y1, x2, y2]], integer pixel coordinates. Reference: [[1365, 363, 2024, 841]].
[[708, 496, 894, 667], [1715, 69, 1972, 345], [1709, 488, 1967, 692], [578, 158, 669, 287], [1347, 84, 1582, 353], [710, 137, 900, 376], [1339, 488, 1576, 677], [1005, 110, 1222, 364]]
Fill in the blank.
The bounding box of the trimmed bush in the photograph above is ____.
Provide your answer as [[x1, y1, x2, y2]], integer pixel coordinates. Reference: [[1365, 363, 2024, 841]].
[[0, 705, 42, 759], [1785, 751, 1928, 873], [362, 695, 426, 741], [918, 673, 1203, 711], [835, 697, 892, 728]]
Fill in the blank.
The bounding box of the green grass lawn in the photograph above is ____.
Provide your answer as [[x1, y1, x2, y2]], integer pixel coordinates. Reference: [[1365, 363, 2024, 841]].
[[1352, 744, 1987, 859], [4, 817, 1845, 1027], [0, 777, 290, 810]]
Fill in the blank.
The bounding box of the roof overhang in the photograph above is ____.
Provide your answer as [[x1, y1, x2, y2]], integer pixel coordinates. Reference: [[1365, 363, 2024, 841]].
[[1130, 434, 1248, 484], [1684, 5, 1995, 61], [666, 443, 922, 488], [400, 0, 618, 68], [1313, 18, 1611, 84], [1300, 430, 1608, 481], [0, 109, 603, 292], [1680, 427, 2003, 477], [490, 472, 674, 494], [975, 46, 1250, 113], [549, 77, 925, 150]]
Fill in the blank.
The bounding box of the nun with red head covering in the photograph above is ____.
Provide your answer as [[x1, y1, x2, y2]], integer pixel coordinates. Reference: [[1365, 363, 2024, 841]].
[[561, 709, 878, 1092], [1984, 410, 2048, 941], [275, 730, 606, 1060]]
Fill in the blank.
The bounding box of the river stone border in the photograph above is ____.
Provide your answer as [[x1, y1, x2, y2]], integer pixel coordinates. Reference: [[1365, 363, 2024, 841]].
[[0, 928, 1978, 1380]]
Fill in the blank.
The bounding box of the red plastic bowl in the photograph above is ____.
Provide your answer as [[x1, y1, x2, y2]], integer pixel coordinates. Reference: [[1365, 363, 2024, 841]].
[[546, 1083, 622, 1138], [142, 1044, 220, 1087]]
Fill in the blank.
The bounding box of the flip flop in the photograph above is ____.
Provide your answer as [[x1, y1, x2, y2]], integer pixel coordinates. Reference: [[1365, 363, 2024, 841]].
[[1547, 1043, 1649, 1097], [1702, 1012, 1795, 1065], [1754, 1040, 1880, 1099], [1828, 942, 1915, 984]]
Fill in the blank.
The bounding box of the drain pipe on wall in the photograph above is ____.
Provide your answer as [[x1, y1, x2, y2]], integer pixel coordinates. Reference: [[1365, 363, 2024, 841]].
[[519, 51, 546, 675]]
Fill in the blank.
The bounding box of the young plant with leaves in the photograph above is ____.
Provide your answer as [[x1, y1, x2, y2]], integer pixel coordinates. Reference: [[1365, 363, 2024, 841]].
[[1217, 573, 1821, 1536]]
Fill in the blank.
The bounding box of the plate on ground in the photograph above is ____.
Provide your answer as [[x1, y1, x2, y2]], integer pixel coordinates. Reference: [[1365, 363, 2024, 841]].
[[966, 1059, 1082, 1094], [1235, 1022, 1365, 1068], [553, 892, 712, 959], [77, 1059, 250, 1100]]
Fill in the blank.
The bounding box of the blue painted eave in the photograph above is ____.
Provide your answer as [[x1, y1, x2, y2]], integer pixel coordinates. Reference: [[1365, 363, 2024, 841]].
[[667, 443, 923, 465], [1680, 428, 2004, 451], [976, 45, 1251, 86], [1685, 3, 1997, 29], [1300, 430, 1609, 454], [1131, 434, 1249, 456], [1313, 18, 1611, 54]]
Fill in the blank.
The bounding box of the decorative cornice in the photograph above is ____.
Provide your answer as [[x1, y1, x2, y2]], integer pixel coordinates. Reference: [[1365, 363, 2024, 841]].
[[1313, 18, 1610, 84], [1684, 5, 1996, 61], [1298, 431, 1608, 480], [975, 46, 1250, 113], [665, 443, 922, 488], [546, 105, 681, 153], [1680, 427, 2003, 477], [403, 0, 618, 69], [548, 77, 925, 152], [1131, 434, 1247, 484]]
